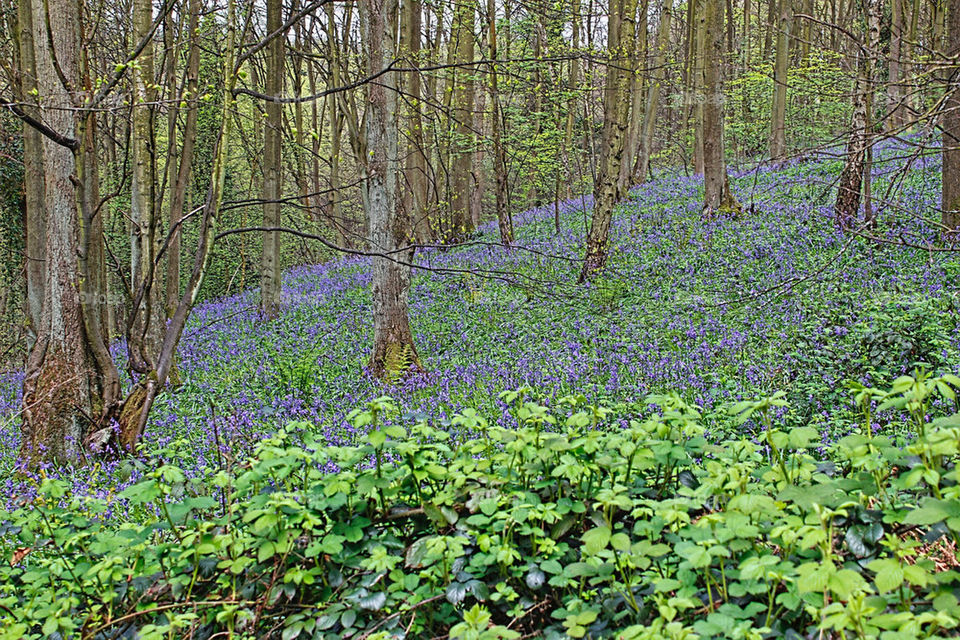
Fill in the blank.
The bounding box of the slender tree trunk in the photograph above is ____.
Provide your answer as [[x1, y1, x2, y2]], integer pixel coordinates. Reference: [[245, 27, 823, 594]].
[[620, 0, 648, 194], [763, 0, 776, 59], [361, 0, 423, 379], [888, 0, 904, 132], [834, 0, 879, 229], [488, 0, 513, 244], [260, 0, 283, 317], [943, 0, 960, 235], [129, 0, 162, 374], [16, 0, 45, 344], [402, 0, 432, 244], [743, 0, 751, 71], [636, 0, 673, 181], [693, 0, 706, 175], [449, 0, 478, 242], [166, 0, 201, 316], [565, 0, 582, 195], [117, 0, 242, 452], [799, 0, 812, 62], [325, 3, 349, 245], [769, 0, 791, 159], [579, 0, 639, 282], [702, 0, 740, 213]]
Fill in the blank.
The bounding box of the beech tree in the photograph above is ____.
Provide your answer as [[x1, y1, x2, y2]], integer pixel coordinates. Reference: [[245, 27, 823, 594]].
[[19, 0, 118, 464]]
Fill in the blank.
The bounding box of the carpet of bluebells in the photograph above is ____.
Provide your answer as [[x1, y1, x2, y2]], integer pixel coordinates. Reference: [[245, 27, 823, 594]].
[[0, 138, 958, 512]]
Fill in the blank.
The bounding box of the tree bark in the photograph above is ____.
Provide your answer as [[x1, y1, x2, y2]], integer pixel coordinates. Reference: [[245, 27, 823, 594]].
[[129, 0, 163, 374], [579, 0, 639, 282], [887, 0, 905, 132], [361, 0, 423, 379], [21, 0, 109, 465], [16, 0, 45, 345], [487, 0, 513, 244], [834, 0, 879, 229], [943, 0, 960, 235], [769, 0, 791, 160], [702, 0, 740, 213], [116, 0, 242, 453], [165, 0, 201, 316], [448, 0, 478, 242], [636, 0, 673, 181], [260, 0, 284, 317], [401, 0, 433, 244], [620, 0, 648, 194]]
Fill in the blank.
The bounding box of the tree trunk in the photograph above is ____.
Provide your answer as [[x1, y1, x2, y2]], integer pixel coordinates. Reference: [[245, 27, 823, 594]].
[[449, 0, 478, 242], [116, 0, 242, 453], [166, 0, 201, 316], [834, 0, 879, 229], [702, 0, 740, 213], [487, 0, 513, 244], [620, 0, 648, 194], [769, 0, 791, 160], [636, 0, 673, 181], [579, 0, 639, 282], [361, 0, 423, 379], [888, 0, 905, 132], [260, 0, 283, 317], [129, 0, 162, 374], [325, 2, 349, 246], [402, 0, 433, 244], [21, 0, 108, 465], [16, 0, 45, 345], [943, 0, 960, 235], [693, 0, 706, 175]]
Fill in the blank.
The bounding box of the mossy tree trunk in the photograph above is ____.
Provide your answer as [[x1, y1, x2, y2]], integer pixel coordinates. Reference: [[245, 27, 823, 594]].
[[16, 0, 45, 347], [129, 0, 163, 375]]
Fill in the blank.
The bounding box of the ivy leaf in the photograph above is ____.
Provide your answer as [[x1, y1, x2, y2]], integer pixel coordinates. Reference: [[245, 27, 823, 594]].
[[844, 526, 871, 558], [446, 581, 468, 604], [358, 590, 387, 611], [406, 537, 430, 568]]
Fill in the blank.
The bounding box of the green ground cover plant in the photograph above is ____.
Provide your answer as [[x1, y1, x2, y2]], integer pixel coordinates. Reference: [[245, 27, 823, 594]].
[[2, 371, 960, 639]]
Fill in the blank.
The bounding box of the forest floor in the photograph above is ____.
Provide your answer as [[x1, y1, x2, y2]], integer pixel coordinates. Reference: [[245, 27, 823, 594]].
[[1, 139, 958, 506]]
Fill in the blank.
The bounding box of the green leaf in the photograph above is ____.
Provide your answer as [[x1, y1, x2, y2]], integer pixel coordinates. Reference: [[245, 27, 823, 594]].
[[867, 558, 904, 594], [358, 591, 387, 610], [367, 429, 386, 448], [582, 526, 611, 555]]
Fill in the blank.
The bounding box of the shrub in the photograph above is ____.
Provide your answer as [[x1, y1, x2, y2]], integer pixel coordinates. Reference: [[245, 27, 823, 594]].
[[2, 375, 960, 639]]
